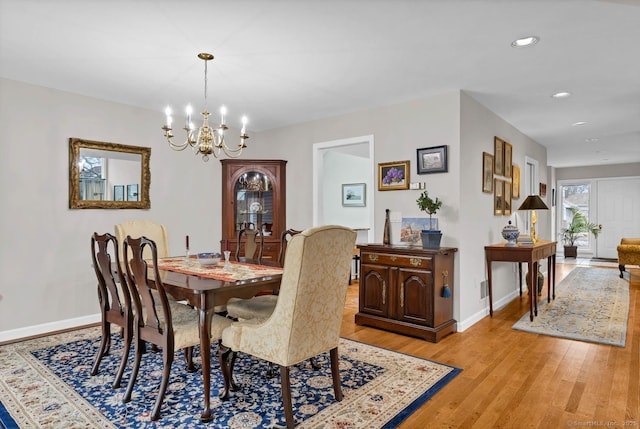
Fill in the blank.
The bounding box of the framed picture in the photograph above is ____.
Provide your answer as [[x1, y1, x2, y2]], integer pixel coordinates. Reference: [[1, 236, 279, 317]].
[[504, 178, 512, 215], [113, 185, 124, 201], [494, 179, 504, 216], [539, 182, 547, 197], [504, 141, 512, 178], [482, 152, 494, 193], [512, 164, 520, 199], [342, 183, 366, 207], [400, 217, 435, 245], [378, 160, 410, 191], [416, 145, 447, 174], [494, 137, 504, 176], [126, 184, 139, 201]]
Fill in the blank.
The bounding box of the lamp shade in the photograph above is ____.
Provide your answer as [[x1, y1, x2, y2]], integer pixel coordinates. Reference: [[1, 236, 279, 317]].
[[518, 195, 548, 211]]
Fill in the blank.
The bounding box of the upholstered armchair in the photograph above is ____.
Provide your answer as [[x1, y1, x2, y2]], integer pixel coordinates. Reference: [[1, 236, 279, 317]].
[[617, 238, 640, 278], [218, 225, 356, 429], [115, 220, 170, 260]]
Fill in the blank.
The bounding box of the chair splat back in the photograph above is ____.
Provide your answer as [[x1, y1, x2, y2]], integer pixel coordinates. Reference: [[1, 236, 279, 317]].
[[235, 227, 265, 263]]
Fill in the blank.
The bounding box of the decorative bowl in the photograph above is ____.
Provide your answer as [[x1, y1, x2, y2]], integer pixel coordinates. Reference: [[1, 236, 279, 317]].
[[501, 221, 520, 246], [197, 252, 222, 266]]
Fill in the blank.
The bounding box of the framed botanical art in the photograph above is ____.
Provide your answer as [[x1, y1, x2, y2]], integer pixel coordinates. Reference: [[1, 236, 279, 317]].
[[378, 160, 410, 191], [512, 164, 520, 199], [482, 152, 494, 193], [504, 141, 512, 178], [503, 178, 512, 215], [494, 137, 504, 176], [416, 145, 447, 174], [494, 178, 504, 216], [342, 183, 366, 207]]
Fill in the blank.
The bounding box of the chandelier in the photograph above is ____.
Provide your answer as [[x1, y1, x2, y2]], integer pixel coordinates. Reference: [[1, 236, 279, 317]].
[[162, 53, 249, 161]]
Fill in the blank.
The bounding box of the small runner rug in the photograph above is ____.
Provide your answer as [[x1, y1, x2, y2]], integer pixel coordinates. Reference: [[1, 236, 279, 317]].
[[513, 266, 629, 347], [0, 327, 460, 428]]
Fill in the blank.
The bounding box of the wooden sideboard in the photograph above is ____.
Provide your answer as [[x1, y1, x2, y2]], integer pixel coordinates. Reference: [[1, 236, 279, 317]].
[[355, 244, 458, 342]]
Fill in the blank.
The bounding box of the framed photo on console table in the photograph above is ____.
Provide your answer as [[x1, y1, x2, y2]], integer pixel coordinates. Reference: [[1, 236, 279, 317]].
[[416, 145, 448, 174]]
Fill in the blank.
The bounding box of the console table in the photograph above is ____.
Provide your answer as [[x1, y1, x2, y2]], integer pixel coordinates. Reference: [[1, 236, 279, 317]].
[[484, 240, 557, 321], [355, 244, 457, 342]]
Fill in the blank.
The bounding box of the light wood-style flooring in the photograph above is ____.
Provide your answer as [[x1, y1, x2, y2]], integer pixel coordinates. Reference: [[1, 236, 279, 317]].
[[341, 262, 639, 429]]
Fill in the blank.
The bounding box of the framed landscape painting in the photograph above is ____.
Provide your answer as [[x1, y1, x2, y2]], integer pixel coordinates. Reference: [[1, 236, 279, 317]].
[[482, 152, 493, 193], [342, 183, 366, 207], [494, 137, 504, 176], [378, 160, 410, 191], [416, 145, 447, 174]]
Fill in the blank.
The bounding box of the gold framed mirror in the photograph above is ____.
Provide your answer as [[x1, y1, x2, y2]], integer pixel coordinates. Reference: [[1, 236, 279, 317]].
[[69, 137, 151, 209]]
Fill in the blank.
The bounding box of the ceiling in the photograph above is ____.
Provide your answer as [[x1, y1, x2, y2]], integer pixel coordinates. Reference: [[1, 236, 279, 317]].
[[1, 0, 639, 168]]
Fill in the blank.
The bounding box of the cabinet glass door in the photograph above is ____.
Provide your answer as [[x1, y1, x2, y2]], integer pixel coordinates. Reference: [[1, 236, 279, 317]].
[[234, 171, 274, 235]]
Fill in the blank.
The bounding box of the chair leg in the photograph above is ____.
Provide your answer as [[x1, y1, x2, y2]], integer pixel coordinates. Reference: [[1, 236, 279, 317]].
[[150, 349, 173, 421], [280, 365, 295, 429], [266, 361, 277, 378], [218, 345, 234, 400], [309, 357, 321, 370], [330, 347, 343, 402], [112, 324, 131, 388], [183, 346, 196, 372], [91, 321, 111, 376], [123, 328, 143, 403], [619, 264, 625, 278]]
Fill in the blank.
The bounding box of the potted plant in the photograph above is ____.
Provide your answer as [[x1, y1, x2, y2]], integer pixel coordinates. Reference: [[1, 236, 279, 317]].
[[560, 206, 602, 258], [416, 190, 443, 248]]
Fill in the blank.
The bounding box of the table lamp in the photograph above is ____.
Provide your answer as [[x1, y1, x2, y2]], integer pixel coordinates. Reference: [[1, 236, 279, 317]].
[[517, 195, 548, 243]]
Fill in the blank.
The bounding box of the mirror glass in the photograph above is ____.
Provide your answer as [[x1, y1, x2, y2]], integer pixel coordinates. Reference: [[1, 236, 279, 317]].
[[69, 138, 151, 209]]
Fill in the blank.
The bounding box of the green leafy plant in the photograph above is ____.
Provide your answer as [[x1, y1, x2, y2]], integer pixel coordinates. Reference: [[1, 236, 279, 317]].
[[560, 207, 602, 246], [416, 190, 443, 230]]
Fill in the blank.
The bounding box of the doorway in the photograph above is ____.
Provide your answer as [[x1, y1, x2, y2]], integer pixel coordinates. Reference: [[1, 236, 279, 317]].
[[312, 135, 375, 243]]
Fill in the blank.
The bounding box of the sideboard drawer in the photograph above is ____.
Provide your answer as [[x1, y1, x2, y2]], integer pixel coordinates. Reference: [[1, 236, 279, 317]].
[[361, 252, 433, 270]]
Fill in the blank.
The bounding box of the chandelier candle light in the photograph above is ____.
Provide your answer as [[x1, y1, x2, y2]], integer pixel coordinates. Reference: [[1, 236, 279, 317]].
[[162, 53, 249, 161]]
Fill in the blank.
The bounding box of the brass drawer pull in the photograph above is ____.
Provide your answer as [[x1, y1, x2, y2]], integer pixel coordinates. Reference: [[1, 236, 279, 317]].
[[410, 258, 422, 267], [390, 255, 397, 261], [368, 254, 379, 262]]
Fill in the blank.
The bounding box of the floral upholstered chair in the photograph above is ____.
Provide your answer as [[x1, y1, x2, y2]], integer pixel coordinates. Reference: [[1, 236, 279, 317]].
[[218, 225, 356, 429], [617, 238, 640, 278]]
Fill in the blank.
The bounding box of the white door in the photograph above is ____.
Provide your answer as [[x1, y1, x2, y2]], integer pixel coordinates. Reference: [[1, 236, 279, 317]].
[[596, 177, 640, 259]]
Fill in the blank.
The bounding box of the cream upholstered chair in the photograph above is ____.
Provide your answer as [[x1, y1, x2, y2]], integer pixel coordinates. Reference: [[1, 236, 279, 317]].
[[226, 228, 302, 321], [115, 220, 170, 260], [122, 235, 232, 421], [218, 225, 356, 429], [90, 232, 133, 388]]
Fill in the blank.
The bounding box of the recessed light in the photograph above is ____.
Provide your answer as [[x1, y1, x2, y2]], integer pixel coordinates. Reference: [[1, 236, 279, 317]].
[[572, 121, 587, 126], [585, 137, 599, 142], [511, 36, 539, 48], [552, 91, 571, 99]]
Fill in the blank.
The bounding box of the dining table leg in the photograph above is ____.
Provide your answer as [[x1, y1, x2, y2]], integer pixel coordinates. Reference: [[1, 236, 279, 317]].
[[198, 302, 214, 422]]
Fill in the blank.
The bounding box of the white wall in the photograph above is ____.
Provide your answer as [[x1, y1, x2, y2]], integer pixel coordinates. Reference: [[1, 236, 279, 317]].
[[0, 79, 552, 340], [321, 151, 370, 229], [0, 78, 230, 337]]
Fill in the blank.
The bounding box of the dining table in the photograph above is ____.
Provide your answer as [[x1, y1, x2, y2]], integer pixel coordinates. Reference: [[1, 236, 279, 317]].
[[148, 257, 283, 422]]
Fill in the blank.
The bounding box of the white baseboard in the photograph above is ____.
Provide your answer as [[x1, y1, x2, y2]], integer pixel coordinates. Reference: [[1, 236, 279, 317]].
[[457, 289, 520, 332], [0, 313, 101, 343]]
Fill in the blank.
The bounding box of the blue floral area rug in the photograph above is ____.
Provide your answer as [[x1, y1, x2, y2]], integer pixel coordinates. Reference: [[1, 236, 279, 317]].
[[513, 267, 629, 347], [0, 327, 460, 428]]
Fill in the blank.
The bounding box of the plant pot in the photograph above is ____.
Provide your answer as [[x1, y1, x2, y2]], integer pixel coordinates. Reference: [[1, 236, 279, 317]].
[[564, 245, 577, 258], [421, 230, 442, 249]]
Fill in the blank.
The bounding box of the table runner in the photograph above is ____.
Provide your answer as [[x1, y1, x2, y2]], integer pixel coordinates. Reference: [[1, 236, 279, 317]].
[[153, 257, 283, 282]]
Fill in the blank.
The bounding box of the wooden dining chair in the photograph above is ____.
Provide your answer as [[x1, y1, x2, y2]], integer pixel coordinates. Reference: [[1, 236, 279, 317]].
[[90, 232, 132, 389], [235, 226, 264, 263], [122, 235, 232, 421], [218, 225, 357, 428], [226, 228, 302, 321]]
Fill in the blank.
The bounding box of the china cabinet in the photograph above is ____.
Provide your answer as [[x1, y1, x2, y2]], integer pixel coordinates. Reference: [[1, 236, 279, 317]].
[[221, 159, 287, 263], [355, 244, 457, 342]]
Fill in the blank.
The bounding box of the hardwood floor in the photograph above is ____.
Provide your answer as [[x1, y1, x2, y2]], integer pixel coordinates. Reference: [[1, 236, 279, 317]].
[[341, 263, 640, 429]]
